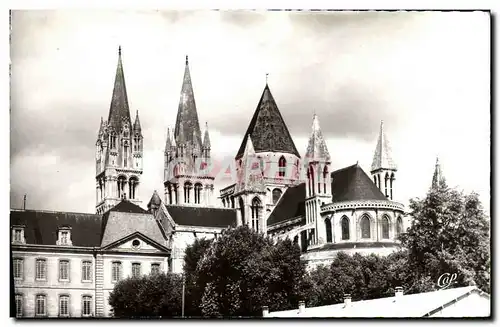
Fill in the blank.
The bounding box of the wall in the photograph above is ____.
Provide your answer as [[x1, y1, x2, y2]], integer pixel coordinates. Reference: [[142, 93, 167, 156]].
[[13, 250, 95, 318]]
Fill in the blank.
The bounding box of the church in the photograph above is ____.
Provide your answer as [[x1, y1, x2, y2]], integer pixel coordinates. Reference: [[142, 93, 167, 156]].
[[11, 47, 414, 318]]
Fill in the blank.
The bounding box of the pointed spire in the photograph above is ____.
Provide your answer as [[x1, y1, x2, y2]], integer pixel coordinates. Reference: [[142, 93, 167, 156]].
[[177, 122, 186, 145], [236, 83, 300, 159], [170, 126, 176, 148], [147, 190, 162, 209], [305, 114, 331, 162], [97, 116, 104, 138], [371, 120, 397, 172], [133, 110, 142, 131], [243, 134, 256, 156], [174, 55, 203, 148], [431, 156, 445, 189], [203, 122, 211, 148], [107, 46, 131, 131], [165, 128, 172, 152]]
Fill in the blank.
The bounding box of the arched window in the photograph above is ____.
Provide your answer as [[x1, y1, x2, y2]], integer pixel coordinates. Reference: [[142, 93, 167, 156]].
[[396, 216, 403, 237], [307, 169, 311, 196], [134, 135, 141, 151], [167, 184, 173, 205], [117, 176, 127, 199], [374, 175, 377, 185], [239, 197, 245, 225], [384, 173, 389, 197], [222, 198, 226, 208], [184, 182, 192, 204], [323, 166, 328, 194], [361, 215, 371, 239], [310, 166, 315, 195], [251, 197, 262, 232], [278, 156, 286, 177], [390, 173, 395, 200], [382, 216, 390, 239], [129, 177, 138, 199], [194, 183, 203, 204], [231, 196, 235, 209], [110, 133, 117, 149], [317, 166, 322, 194], [272, 188, 282, 204], [341, 216, 350, 240], [324, 218, 332, 243]]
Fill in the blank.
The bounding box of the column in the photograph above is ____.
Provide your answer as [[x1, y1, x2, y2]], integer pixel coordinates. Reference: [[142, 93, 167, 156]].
[[178, 184, 184, 205], [95, 254, 105, 317], [96, 181, 100, 204]]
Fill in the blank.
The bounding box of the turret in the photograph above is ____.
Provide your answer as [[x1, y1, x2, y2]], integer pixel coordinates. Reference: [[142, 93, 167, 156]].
[[371, 121, 397, 200]]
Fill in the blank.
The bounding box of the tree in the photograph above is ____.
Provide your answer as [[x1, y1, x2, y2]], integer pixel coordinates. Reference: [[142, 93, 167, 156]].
[[108, 272, 183, 317], [401, 180, 490, 292], [183, 237, 214, 317], [195, 225, 308, 317]]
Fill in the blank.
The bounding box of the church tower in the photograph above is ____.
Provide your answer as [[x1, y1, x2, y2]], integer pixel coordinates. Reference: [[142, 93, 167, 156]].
[[164, 56, 215, 206], [304, 114, 331, 245], [371, 121, 397, 200], [431, 156, 446, 189], [95, 46, 143, 214]]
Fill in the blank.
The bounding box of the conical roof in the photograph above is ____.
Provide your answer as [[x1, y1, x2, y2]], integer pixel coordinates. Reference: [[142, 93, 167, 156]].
[[371, 121, 397, 172], [174, 55, 203, 147], [107, 46, 132, 132], [331, 163, 388, 202], [203, 122, 211, 148], [236, 84, 300, 159], [305, 114, 331, 162], [133, 110, 141, 131]]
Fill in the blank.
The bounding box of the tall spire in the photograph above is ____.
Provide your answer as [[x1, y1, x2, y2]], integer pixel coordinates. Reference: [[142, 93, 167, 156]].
[[431, 156, 445, 189], [97, 116, 104, 138], [371, 120, 397, 172], [203, 122, 211, 148], [165, 128, 172, 152], [305, 114, 331, 162], [133, 110, 141, 131], [174, 55, 203, 148], [107, 46, 131, 131]]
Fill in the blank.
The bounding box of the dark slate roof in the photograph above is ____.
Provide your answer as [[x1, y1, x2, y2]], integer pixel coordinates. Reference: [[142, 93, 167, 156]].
[[10, 209, 103, 247], [331, 164, 387, 202], [267, 183, 306, 227], [165, 205, 237, 228], [174, 56, 203, 147], [107, 46, 132, 132], [236, 84, 300, 159], [100, 200, 149, 242]]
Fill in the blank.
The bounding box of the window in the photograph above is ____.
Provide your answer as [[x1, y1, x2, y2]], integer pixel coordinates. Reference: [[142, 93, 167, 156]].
[[82, 296, 92, 317], [341, 216, 350, 240], [132, 263, 141, 278], [110, 133, 117, 149], [151, 263, 160, 275], [112, 261, 122, 282], [35, 294, 47, 316], [382, 216, 390, 239], [396, 217, 403, 237], [61, 231, 68, 244], [82, 261, 92, 282], [251, 197, 261, 233], [325, 218, 332, 243], [184, 182, 192, 204], [59, 260, 70, 281], [194, 183, 203, 204], [323, 166, 328, 194], [117, 176, 127, 199], [57, 227, 72, 246], [278, 156, 286, 177], [15, 294, 23, 317], [36, 259, 47, 280], [361, 215, 371, 239], [124, 145, 128, 167], [59, 295, 69, 317], [13, 227, 24, 243], [13, 258, 23, 280], [272, 188, 282, 205]]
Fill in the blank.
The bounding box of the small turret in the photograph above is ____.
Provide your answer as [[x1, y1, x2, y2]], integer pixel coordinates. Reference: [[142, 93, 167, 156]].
[[133, 110, 142, 132], [431, 156, 446, 189]]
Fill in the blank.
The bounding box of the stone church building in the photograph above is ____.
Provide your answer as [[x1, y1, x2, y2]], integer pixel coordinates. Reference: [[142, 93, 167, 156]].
[[11, 47, 417, 317]]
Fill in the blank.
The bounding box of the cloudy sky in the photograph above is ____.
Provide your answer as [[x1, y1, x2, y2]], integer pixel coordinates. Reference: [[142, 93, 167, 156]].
[[10, 10, 490, 214]]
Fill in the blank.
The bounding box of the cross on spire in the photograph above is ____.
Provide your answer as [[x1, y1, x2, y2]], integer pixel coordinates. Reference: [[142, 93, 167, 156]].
[[266, 73, 269, 84]]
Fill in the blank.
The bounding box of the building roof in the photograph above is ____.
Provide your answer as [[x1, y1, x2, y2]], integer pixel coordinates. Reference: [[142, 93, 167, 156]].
[[165, 205, 237, 228], [267, 286, 490, 318], [10, 209, 103, 247], [174, 56, 203, 147], [371, 121, 397, 172], [305, 114, 330, 162], [330, 164, 387, 202], [107, 46, 132, 132], [267, 183, 306, 227], [236, 84, 300, 159]]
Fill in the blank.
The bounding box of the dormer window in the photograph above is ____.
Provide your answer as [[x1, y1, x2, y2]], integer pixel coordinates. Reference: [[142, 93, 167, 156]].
[[57, 227, 72, 246], [12, 226, 25, 244]]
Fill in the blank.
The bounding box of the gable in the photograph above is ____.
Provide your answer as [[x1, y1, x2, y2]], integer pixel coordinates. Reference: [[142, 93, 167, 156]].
[[103, 233, 168, 253]]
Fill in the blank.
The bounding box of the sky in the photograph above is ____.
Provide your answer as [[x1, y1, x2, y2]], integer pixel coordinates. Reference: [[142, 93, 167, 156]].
[[10, 10, 490, 214]]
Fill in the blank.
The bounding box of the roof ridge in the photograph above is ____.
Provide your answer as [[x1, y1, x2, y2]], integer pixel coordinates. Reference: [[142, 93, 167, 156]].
[[11, 208, 100, 216]]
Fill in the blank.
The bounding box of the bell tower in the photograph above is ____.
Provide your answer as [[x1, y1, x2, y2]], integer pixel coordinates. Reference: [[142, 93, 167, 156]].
[[370, 121, 397, 200], [95, 46, 143, 214]]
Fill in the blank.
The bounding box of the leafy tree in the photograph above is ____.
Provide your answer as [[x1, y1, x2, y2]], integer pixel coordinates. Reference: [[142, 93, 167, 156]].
[[196, 225, 308, 317], [401, 180, 490, 292], [183, 237, 214, 317], [108, 272, 183, 317]]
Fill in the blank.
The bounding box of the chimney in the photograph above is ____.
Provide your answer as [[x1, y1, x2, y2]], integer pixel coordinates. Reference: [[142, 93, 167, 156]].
[[343, 294, 352, 306], [395, 286, 403, 297], [298, 301, 305, 314], [262, 306, 269, 317]]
